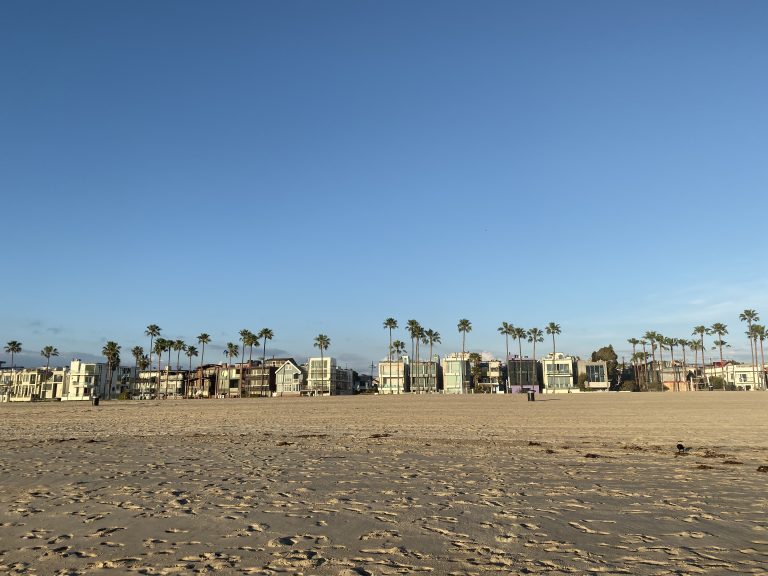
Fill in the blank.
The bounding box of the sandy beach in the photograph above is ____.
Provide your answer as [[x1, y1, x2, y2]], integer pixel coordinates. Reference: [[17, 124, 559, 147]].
[[1, 392, 767, 575]]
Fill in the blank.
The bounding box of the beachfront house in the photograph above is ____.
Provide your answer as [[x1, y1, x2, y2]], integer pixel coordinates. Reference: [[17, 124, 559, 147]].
[[306, 357, 354, 395], [441, 352, 470, 394], [506, 357, 538, 393], [274, 358, 306, 396], [541, 352, 577, 393], [576, 359, 610, 391], [378, 354, 410, 394], [410, 354, 440, 393], [704, 363, 764, 391]]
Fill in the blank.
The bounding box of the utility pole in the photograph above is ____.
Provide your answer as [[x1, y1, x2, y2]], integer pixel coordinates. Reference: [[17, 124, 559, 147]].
[[370, 361, 375, 392]]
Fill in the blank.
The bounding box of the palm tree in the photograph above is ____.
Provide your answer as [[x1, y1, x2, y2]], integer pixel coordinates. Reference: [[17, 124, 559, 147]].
[[754, 325, 767, 390], [243, 331, 258, 364], [512, 326, 527, 387], [692, 326, 708, 385], [468, 352, 482, 392], [545, 322, 561, 389], [421, 329, 441, 392], [40, 345, 60, 399], [627, 338, 640, 388], [656, 333, 667, 390], [527, 328, 544, 390], [383, 318, 398, 360], [406, 320, 421, 391], [5, 341, 22, 369], [498, 322, 514, 389], [677, 338, 689, 391], [457, 319, 472, 394], [639, 339, 649, 388], [197, 333, 211, 368], [173, 339, 186, 371], [643, 331, 660, 386], [740, 310, 760, 388], [313, 334, 331, 395], [101, 341, 121, 400], [258, 328, 274, 397], [414, 325, 425, 392], [664, 336, 677, 391], [154, 338, 169, 399], [185, 345, 198, 398], [390, 339, 406, 393], [224, 342, 240, 397], [145, 324, 161, 371], [238, 329, 251, 370], [497, 321, 513, 367], [259, 328, 274, 367], [391, 340, 406, 359], [131, 346, 144, 397], [710, 323, 728, 383]]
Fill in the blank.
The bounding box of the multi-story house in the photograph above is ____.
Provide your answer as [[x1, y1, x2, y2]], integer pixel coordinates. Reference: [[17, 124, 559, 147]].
[[274, 358, 306, 396], [306, 357, 353, 395], [378, 355, 410, 394], [7, 366, 67, 401], [242, 362, 276, 397], [506, 358, 538, 392], [64, 359, 135, 400], [410, 355, 440, 393], [705, 363, 763, 391], [576, 359, 610, 391], [441, 353, 470, 394], [541, 353, 577, 393]]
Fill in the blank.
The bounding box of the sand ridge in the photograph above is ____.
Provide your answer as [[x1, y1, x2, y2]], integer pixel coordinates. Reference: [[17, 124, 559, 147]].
[[1, 393, 767, 574]]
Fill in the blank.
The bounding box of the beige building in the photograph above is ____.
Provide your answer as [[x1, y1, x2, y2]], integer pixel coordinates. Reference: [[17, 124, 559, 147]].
[[541, 353, 577, 393], [306, 357, 353, 395], [441, 353, 470, 394], [378, 355, 409, 394]]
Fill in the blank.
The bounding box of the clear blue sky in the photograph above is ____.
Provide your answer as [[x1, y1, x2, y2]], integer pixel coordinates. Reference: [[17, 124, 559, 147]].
[[2, 1, 767, 371]]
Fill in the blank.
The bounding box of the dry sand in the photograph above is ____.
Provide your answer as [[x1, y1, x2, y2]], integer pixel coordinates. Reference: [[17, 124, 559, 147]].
[[1, 392, 767, 575]]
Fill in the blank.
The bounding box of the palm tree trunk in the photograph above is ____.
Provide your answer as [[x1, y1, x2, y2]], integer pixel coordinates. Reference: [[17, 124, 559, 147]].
[[532, 340, 538, 390]]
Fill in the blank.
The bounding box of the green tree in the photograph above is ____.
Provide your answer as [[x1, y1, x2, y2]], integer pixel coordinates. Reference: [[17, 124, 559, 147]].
[[710, 323, 728, 382], [185, 345, 198, 398], [527, 328, 544, 390], [512, 327, 527, 387], [383, 318, 398, 392], [692, 325, 708, 384], [153, 338, 169, 398], [627, 338, 640, 387], [40, 345, 60, 399], [754, 325, 766, 390], [102, 341, 121, 400], [643, 331, 661, 386], [497, 322, 513, 368], [740, 310, 760, 388], [468, 352, 483, 392], [173, 339, 186, 371], [391, 340, 406, 360], [224, 342, 240, 397], [421, 329, 441, 392], [545, 323, 561, 388], [145, 324, 161, 372], [457, 319, 472, 393], [406, 320, 421, 391], [239, 329, 252, 371], [4, 341, 22, 369], [131, 346, 144, 397], [313, 334, 331, 395], [197, 333, 211, 368], [259, 328, 274, 368]]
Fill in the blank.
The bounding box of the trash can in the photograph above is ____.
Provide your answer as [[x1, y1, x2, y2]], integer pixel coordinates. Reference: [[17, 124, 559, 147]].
[[527, 390, 535, 402], [92, 396, 100, 406]]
